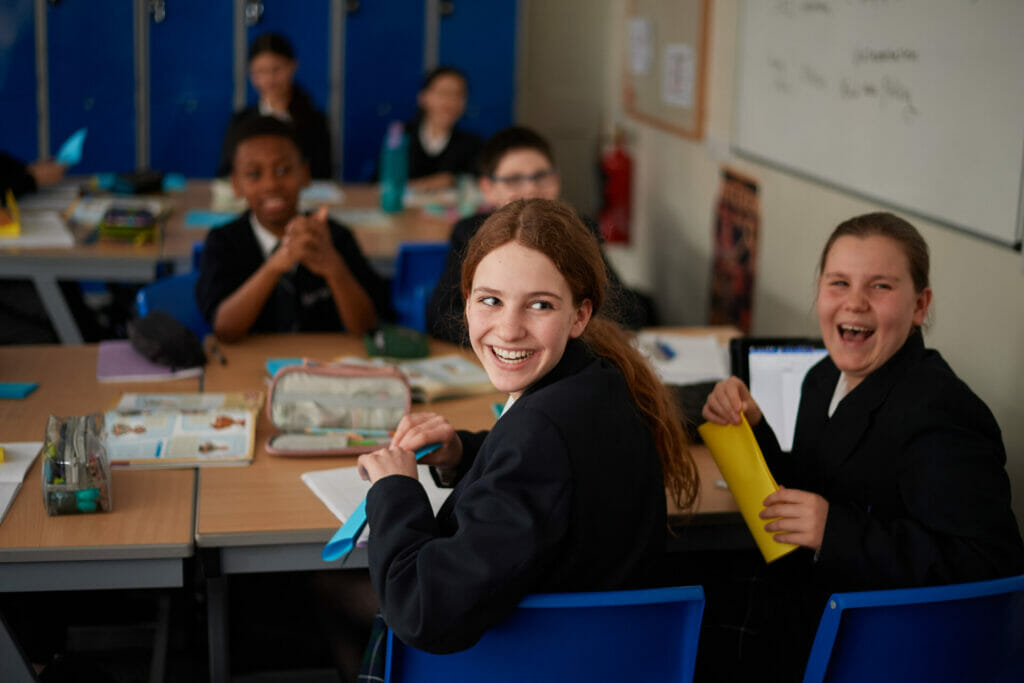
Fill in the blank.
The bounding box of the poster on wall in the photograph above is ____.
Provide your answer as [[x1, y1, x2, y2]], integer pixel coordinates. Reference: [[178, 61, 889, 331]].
[[709, 168, 760, 333]]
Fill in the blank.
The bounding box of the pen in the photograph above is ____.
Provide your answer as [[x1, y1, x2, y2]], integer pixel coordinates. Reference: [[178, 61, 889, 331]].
[[656, 340, 676, 360], [209, 342, 227, 366]]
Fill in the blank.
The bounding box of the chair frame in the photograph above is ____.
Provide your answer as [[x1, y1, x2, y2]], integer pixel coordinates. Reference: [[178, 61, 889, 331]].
[[385, 585, 705, 683], [802, 574, 1024, 683]]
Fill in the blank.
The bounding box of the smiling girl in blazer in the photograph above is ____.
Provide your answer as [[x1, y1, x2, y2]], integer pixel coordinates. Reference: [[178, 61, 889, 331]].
[[699, 212, 1024, 682], [356, 198, 698, 657]]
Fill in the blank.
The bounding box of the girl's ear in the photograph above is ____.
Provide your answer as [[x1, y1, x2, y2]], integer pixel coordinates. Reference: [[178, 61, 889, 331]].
[[912, 286, 933, 327], [569, 299, 593, 339]]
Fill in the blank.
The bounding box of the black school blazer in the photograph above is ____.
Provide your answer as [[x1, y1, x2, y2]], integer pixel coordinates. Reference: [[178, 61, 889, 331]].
[[366, 338, 667, 653], [754, 331, 1024, 592]]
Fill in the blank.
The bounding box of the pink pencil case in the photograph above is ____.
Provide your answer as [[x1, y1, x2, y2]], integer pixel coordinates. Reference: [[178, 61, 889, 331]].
[[265, 362, 410, 456]]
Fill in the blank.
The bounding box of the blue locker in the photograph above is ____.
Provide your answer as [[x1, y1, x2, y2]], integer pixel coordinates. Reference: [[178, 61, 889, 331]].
[[46, 0, 135, 173], [439, 0, 517, 140], [342, 1, 424, 182], [0, 0, 38, 162], [245, 0, 332, 114], [149, 1, 234, 177]]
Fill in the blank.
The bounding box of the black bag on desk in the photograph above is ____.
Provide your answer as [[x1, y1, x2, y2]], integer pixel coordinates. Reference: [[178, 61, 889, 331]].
[[129, 311, 207, 369]]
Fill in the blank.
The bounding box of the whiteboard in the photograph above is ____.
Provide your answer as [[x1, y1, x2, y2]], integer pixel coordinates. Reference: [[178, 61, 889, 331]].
[[733, 0, 1024, 247]]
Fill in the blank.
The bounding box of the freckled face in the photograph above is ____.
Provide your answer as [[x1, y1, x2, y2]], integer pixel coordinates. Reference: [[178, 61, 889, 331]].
[[231, 135, 310, 234], [466, 242, 592, 398], [817, 235, 931, 389]]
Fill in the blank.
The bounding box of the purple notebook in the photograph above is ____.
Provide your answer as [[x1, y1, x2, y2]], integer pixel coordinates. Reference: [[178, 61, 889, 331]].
[[96, 340, 203, 383]]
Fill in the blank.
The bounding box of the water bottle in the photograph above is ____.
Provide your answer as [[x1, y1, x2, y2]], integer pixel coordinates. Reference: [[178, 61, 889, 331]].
[[379, 121, 408, 213]]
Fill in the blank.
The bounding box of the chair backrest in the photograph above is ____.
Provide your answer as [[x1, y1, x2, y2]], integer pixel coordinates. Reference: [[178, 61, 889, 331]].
[[191, 241, 204, 271], [135, 271, 212, 340], [802, 574, 1024, 683], [384, 585, 705, 683], [391, 241, 449, 332]]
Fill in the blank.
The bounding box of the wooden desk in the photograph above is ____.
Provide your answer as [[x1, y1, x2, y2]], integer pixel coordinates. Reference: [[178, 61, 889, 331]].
[[195, 329, 742, 682], [163, 181, 456, 277], [196, 330, 742, 554], [1, 179, 456, 343], [0, 345, 199, 680], [0, 193, 166, 344]]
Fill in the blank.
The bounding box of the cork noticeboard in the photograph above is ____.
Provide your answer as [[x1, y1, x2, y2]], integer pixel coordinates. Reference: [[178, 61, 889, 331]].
[[624, 0, 709, 140]]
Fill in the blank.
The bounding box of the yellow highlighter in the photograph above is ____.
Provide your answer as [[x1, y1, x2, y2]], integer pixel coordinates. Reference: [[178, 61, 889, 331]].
[[0, 189, 21, 238], [698, 414, 798, 563]]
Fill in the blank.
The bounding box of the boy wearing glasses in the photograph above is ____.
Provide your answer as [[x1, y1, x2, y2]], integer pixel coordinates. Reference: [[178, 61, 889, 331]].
[[426, 126, 653, 343]]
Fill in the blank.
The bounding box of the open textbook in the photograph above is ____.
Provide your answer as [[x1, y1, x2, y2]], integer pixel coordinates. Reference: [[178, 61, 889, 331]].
[[104, 393, 264, 469]]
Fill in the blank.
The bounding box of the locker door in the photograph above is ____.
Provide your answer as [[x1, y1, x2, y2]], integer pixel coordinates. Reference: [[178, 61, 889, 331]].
[[244, 0, 332, 114], [0, 0, 39, 162], [47, 0, 135, 173], [341, 1, 423, 182], [439, 0, 517, 140], [149, 0, 233, 177]]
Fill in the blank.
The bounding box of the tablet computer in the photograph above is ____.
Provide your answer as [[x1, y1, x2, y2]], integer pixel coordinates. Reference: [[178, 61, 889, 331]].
[[729, 337, 828, 451]]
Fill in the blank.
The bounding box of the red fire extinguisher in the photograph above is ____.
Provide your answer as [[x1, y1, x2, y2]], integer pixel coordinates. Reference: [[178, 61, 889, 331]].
[[599, 128, 632, 244]]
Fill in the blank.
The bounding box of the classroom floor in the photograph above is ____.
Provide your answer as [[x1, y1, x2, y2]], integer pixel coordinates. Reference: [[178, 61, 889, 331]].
[[4, 572, 367, 683]]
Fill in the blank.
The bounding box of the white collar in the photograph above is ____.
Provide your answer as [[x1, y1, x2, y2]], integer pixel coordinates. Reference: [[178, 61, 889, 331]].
[[827, 372, 853, 418], [419, 122, 451, 156], [258, 99, 292, 122], [249, 213, 280, 260]]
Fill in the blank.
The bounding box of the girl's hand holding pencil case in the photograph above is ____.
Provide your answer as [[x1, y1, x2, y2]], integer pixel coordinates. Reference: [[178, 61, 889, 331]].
[[266, 362, 410, 456]]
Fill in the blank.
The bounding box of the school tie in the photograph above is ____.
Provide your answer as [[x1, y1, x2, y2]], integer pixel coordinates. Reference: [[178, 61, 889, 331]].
[[270, 242, 299, 332]]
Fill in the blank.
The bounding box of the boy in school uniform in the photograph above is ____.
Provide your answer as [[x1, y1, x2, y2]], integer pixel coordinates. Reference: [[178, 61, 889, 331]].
[[425, 126, 656, 344], [196, 116, 390, 342]]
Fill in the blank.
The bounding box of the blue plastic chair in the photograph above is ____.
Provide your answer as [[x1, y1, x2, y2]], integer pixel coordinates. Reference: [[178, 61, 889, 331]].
[[135, 271, 212, 340], [391, 241, 449, 333], [802, 574, 1024, 683], [384, 585, 705, 682], [191, 241, 204, 270]]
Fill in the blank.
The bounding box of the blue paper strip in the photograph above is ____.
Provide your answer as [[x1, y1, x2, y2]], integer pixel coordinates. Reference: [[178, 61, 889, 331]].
[[0, 382, 39, 399], [321, 443, 441, 562], [265, 357, 304, 377], [185, 210, 237, 229], [55, 128, 87, 166]]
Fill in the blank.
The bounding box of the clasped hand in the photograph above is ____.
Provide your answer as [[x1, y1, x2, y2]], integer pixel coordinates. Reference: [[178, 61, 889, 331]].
[[357, 413, 463, 484], [268, 206, 344, 277]]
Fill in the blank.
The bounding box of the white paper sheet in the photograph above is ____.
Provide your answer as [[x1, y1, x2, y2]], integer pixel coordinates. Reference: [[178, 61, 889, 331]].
[[302, 464, 451, 545]]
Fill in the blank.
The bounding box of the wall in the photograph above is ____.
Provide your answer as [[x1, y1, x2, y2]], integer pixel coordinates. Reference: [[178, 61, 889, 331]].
[[591, 0, 1024, 525]]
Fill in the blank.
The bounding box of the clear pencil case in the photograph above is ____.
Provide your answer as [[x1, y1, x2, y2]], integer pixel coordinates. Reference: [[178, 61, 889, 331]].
[[41, 413, 113, 515]]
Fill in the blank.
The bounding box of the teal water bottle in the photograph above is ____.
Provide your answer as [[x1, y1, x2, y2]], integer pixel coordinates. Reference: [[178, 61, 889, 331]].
[[380, 121, 408, 213]]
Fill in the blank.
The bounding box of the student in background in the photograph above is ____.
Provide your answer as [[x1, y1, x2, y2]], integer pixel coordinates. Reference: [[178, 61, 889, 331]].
[[216, 33, 332, 179], [197, 116, 388, 342], [403, 66, 482, 190], [1, 151, 66, 197], [356, 198, 698, 670], [426, 125, 656, 344], [699, 212, 1024, 682]]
